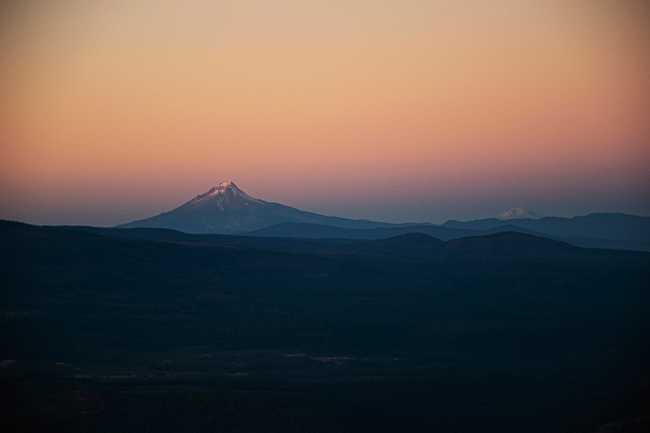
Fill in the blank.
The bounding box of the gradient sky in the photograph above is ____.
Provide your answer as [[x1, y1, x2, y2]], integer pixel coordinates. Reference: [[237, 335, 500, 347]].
[[1, 0, 649, 225]]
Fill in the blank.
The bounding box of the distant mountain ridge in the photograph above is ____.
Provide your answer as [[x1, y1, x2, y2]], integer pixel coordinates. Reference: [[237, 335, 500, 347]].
[[443, 212, 650, 249], [117, 180, 649, 251], [0, 220, 630, 263], [247, 214, 650, 251]]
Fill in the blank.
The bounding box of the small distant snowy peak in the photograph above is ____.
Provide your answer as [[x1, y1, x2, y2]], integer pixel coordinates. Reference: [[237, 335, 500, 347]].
[[499, 208, 539, 220]]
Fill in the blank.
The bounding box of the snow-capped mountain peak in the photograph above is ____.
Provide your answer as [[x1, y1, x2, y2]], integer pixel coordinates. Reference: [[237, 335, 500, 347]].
[[190, 180, 259, 203], [206, 180, 241, 195], [119, 180, 389, 234], [499, 208, 539, 220]]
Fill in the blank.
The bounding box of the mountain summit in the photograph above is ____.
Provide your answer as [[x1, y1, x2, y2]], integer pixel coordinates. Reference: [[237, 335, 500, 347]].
[[119, 181, 389, 234], [499, 208, 539, 220], [186, 180, 261, 209], [198, 180, 245, 196]]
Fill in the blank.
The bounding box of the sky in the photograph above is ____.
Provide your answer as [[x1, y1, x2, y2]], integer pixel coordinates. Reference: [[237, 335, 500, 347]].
[[1, 0, 649, 225]]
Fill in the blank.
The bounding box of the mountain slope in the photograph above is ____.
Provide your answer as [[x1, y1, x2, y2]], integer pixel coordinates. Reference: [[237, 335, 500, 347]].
[[119, 180, 391, 234], [445, 231, 577, 258]]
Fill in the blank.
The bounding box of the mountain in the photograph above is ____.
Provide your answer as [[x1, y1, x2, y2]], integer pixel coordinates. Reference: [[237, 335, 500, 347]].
[[119, 180, 392, 234], [444, 212, 650, 251], [499, 207, 539, 220], [114, 183, 649, 251]]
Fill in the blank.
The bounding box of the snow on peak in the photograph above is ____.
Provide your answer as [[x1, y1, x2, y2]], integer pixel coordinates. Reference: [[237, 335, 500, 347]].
[[189, 180, 261, 205], [206, 180, 240, 195], [499, 208, 539, 220]]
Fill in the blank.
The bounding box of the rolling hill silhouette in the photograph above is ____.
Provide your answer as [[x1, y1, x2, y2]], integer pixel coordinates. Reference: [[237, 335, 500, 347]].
[[2, 220, 650, 433]]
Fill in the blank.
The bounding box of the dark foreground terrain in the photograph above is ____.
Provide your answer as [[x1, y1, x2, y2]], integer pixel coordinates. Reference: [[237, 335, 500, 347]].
[[1, 220, 649, 432]]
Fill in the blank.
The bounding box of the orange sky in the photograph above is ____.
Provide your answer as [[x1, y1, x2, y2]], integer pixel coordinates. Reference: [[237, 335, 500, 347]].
[[1, 0, 649, 224]]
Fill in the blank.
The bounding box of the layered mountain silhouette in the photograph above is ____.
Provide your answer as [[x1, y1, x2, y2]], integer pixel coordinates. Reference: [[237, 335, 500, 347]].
[[0, 219, 634, 266], [444, 213, 650, 251], [247, 217, 649, 251], [246, 222, 477, 241], [119, 180, 650, 251], [119, 180, 391, 234], [3, 220, 650, 433]]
